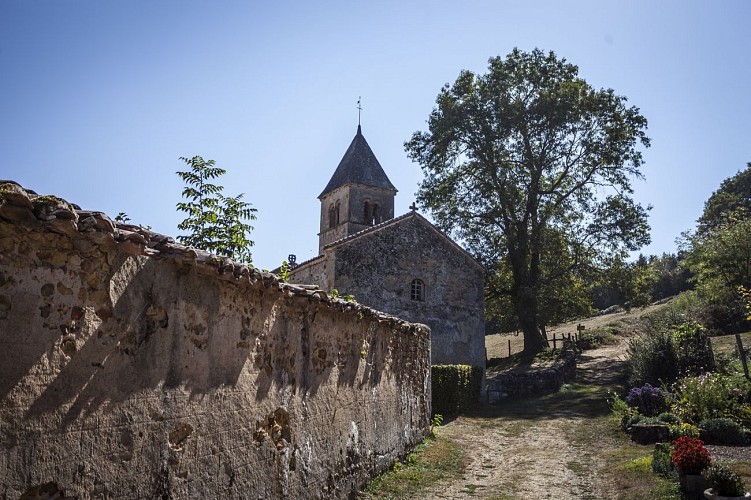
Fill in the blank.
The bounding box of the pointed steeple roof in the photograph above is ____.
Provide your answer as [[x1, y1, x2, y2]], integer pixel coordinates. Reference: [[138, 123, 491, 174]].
[[319, 125, 397, 198]]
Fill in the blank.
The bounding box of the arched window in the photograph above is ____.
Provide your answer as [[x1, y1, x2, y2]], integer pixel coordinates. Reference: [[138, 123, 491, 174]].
[[328, 204, 337, 229], [410, 279, 425, 302], [335, 201, 341, 225], [373, 204, 381, 224], [363, 201, 372, 225]]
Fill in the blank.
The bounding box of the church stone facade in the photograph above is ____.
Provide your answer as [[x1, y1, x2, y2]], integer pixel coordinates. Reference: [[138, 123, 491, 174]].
[[289, 125, 485, 370]]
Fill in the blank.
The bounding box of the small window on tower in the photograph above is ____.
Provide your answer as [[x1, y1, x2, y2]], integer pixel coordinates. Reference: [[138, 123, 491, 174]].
[[410, 279, 425, 302], [335, 201, 341, 225], [328, 204, 337, 229], [373, 204, 381, 224], [364, 201, 371, 225]]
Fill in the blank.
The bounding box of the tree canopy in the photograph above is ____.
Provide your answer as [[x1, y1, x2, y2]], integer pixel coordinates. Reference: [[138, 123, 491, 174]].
[[176, 155, 257, 263], [677, 162, 751, 333], [685, 216, 751, 303], [698, 162, 751, 234], [684, 171, 751, 308], [405, 48, 651, 356]]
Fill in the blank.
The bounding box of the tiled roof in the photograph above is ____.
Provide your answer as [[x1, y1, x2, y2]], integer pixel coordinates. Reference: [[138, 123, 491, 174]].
[[318, 125, 397, 198], [285, 254, 325, 272]]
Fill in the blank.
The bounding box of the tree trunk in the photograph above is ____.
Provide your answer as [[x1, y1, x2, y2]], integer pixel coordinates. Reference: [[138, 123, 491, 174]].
[[512, 285, 547, 358]]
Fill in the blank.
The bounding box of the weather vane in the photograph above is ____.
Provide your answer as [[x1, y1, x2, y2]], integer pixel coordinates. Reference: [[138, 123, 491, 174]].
[[357, 96, 362, 126]]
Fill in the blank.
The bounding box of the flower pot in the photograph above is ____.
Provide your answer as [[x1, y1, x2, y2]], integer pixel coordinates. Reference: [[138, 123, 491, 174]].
[[704, 488, 751, 499], [679, 473, 710, 500]]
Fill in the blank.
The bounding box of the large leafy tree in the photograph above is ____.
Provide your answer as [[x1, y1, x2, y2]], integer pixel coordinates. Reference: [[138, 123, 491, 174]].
[[697, 162, 751, 234], [406, 49, 651, 356], [685, 216, 751, 303], [176, 155, 257, 263], [485, 227, 594, 335], [649, 253, 692, 301], [592, 255, 656, 311]]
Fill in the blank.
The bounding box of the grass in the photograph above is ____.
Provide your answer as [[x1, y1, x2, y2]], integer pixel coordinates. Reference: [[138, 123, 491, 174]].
[[459, 483, 482, 495], [710, 331, 751, 355], [604, 444, 681, 500], [359, 436, 467, 499], [571, 413, 681, 500], [486, 305, 658, 361]]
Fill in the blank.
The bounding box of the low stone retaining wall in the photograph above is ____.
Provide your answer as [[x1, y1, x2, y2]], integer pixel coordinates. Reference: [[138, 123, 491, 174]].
[[486, 352, 576, 403]]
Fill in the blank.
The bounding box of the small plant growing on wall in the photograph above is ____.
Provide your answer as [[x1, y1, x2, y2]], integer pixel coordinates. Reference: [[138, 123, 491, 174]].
[[278, 261, 290, 282], [329, 289, 357, 303]]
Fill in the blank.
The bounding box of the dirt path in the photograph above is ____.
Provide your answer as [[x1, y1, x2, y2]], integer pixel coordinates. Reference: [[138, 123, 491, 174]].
[[421, 337, 632, 499]]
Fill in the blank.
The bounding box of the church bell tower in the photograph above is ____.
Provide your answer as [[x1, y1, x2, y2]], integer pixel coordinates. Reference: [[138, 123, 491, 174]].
[[317, 125, 397, 254]]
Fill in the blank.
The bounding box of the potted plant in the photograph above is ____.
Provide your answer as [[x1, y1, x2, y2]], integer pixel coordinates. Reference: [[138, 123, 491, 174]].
[[702, 463, 750, 499], [671, 437, 712, 499]]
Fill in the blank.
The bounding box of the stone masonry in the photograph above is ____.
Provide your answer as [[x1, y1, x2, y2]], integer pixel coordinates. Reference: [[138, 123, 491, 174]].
[[0, 181, 431, 499], [291, 212, 485, 371]]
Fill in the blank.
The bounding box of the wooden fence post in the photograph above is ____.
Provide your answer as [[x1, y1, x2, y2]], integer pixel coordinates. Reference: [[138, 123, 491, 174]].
[[508, 339, 511, 358], [706, 336, 716, 371], [736, 334, 750, 380], [576, 324, 586, 345]]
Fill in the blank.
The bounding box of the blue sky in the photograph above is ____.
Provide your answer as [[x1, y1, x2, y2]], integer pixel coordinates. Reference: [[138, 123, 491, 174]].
[[2, 1, 749, 269]]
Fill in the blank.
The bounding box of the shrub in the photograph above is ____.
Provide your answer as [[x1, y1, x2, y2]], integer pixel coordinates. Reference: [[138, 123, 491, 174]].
[[627, 318, 717, 387], [652, 442, 676, 478], [669, 422, 700, 439], [672, 372, 751, 424], [672, 321, 711, 375], [670, 436, 711, 475], [628, 415, 662, 427], [625, 383, 671, 416], [627, 327, 679, 386], [727, 372, 751, 406], [610, 392, 639, 430], [702, 463, 747, 497], [661, 290, 703, 324], [696, 300, 747, 335], [577, 328, 616, 350], [700, 418, 749, 445], [431, 365, 483, 416], [714, 351, 740, 374], [657, 412, 681, 425]]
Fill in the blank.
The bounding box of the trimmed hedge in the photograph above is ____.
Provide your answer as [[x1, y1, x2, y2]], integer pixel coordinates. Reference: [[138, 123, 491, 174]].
[[699, 418, 750, 445], [431, 364, 483, 416]]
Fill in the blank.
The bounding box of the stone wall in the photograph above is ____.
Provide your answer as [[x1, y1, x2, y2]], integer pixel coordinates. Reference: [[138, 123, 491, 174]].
[[331, 214, 485, 371], [0, 182, 431, 499], [288, 255, 330, 291], [486, 353, 576, 403]]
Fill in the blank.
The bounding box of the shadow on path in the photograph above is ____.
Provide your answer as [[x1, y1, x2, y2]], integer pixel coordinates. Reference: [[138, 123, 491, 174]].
[[465, 343, 630, 423]]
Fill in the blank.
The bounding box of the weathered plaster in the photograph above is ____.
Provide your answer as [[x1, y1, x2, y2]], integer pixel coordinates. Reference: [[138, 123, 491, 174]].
[[0, 182, 431, 499]]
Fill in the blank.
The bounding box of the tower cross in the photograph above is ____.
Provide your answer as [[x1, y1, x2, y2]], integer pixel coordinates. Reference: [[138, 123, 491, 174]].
[[357, 96, 362, 126]]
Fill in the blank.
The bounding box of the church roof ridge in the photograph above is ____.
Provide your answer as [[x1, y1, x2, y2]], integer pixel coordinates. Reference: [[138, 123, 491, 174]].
[[323, 211, 414, 249], [318, 126, 397, 198], [284, 253, 325, 272], [323, 211, 484, 272]]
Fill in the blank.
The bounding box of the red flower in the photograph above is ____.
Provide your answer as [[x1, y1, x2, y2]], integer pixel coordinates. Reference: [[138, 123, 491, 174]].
[[671, 437, 711, 475]]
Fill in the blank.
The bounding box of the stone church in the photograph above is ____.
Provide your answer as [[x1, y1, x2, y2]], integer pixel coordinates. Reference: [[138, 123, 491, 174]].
[[288, 125, 485, 370]]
